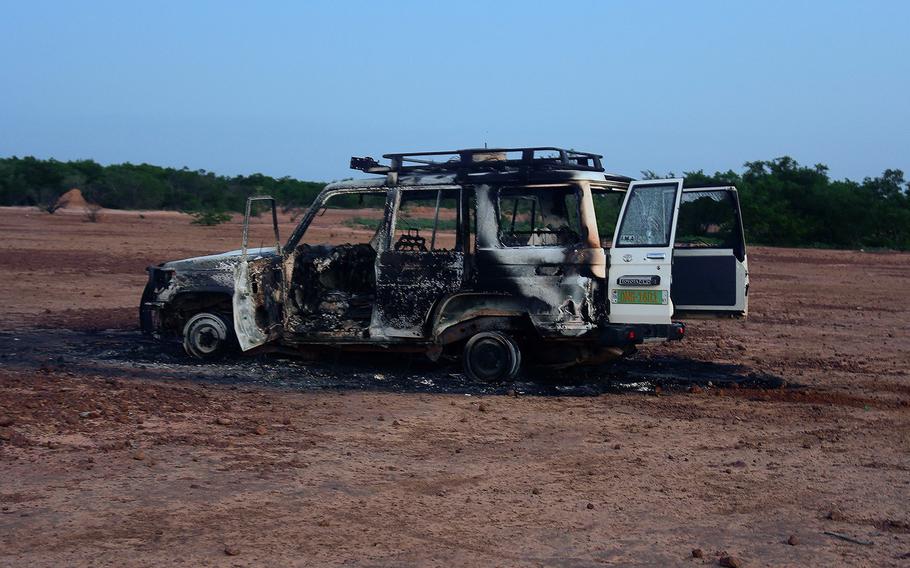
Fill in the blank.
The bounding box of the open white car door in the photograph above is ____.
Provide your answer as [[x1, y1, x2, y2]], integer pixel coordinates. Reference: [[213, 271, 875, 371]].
[[671, 186, 748, 318], [607, 179, 683, 325]]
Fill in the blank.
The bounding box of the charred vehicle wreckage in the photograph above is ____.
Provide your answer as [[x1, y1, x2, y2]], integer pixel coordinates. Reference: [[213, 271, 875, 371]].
[[140, 147, 749, 381]]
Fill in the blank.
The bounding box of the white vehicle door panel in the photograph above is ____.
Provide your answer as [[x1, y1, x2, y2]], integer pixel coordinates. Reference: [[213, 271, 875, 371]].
[[671, 187, 748, 317], [607, 179, 683, 325]]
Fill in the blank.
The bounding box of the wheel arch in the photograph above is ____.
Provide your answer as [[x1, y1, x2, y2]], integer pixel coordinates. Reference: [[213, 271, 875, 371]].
[[161, 290, 234, 334], [431, 292, 537, 345]]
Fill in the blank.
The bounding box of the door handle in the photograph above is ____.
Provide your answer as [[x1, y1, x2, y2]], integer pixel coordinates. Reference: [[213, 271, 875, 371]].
[[646, 252, 666, 260]]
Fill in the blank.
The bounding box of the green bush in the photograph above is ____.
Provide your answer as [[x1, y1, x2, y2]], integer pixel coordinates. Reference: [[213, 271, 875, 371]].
[[189, 210, 233, 226]]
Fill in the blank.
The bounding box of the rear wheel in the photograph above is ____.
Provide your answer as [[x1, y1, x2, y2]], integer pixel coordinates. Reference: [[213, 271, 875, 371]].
[[463, 331, 521, 382], [183, 312, 233, 359]]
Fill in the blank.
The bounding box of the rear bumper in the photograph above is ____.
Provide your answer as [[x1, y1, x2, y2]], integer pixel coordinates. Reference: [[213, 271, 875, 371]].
[[599, 322, 686, 346]]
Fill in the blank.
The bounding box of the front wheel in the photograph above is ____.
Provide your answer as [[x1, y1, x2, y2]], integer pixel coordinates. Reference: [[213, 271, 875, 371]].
[[463, 331, 522, 382], [183, 312, 234, 359]]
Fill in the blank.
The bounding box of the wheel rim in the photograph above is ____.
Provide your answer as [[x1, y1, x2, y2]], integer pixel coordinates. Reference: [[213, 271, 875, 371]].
[[465, 332, 521, 382], [184, 313, 228, 358], [470, 337, 510, 379], [192, 324, 222, 354]]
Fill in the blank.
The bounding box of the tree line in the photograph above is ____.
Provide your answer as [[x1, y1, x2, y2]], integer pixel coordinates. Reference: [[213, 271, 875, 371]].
[[0, 156, 325, 216], [1, 155, 908, 250]]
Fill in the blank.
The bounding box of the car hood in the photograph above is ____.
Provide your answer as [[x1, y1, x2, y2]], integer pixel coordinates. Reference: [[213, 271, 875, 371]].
[[160, 246, 279, 271]]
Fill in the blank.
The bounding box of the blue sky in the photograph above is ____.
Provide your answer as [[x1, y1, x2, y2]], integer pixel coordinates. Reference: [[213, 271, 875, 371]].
[[1, 1, 908, 181]]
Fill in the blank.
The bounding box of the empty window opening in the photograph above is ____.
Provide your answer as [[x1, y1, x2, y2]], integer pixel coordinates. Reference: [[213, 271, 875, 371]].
[[392, 189, 460, 252], [498, 187, 581, 247], [592, 189, 625, 248]]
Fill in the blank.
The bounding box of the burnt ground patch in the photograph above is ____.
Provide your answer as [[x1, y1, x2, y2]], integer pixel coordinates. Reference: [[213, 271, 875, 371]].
[[0, 328, 784, 397]]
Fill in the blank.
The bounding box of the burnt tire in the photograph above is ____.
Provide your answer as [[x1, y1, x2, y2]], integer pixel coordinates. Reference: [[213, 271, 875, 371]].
[[463, 331, 521, 382], [182, 312, 233, 360]]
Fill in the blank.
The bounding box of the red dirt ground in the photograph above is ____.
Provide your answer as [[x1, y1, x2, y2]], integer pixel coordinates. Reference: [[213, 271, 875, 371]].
[[0, 207, 908, 567]]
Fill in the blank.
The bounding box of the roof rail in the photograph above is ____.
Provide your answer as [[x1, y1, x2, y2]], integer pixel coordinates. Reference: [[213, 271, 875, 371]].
[[350, 147, 604, 176]]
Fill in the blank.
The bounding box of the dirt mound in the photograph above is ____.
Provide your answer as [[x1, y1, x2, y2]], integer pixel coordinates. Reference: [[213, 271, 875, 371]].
[[54, 188, 89, 210]]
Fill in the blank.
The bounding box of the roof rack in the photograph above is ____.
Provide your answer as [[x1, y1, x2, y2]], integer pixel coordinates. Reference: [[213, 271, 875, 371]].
[[350, 147, 604, 176]]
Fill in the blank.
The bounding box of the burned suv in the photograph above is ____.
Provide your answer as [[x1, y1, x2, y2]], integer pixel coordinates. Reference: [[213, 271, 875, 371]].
[[141, 147, 748, 381]]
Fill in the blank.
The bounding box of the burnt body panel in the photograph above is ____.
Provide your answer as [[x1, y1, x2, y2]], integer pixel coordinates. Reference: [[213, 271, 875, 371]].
[[140, 247, 278, 337], [374, 250, 464, 338]]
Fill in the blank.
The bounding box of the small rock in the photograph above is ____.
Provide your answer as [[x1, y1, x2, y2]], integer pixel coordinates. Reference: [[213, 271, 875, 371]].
[[478, 403, 488, 412], [377, 415, 384, 422], [787, 535, 799, 546], [692, 548, 704, 558], [827, 510, 846, 521], [612, 443, 621, 450], [132, 450, 146, 461], [254, 425, 267, 435], [224, 545, 240, 556], [392, 420, 400, 426], [718, 556, 741, 568], [586, 502, 595, 510], [281, 416, 292, 425], [0, 416, 13, 427], [506, 389, 517, 397], [531, 487, 540, 495], [215, 417, 231, 426], [687, 385, 702, 394]]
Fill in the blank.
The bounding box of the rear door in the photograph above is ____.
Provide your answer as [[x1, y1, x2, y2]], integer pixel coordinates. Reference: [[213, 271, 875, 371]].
[[608, 179, 683, 325], [671, 186, 748, 318]]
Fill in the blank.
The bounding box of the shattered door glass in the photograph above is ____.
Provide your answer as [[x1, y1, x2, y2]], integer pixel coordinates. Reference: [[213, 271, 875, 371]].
[[616, 183, 678, 247]]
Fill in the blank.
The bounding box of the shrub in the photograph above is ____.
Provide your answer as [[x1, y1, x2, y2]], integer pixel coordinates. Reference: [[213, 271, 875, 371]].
[[190, 210, 232, 226], [83, 203, 103, 223]]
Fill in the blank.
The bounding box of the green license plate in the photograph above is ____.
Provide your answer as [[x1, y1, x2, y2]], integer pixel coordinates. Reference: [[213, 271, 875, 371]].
[[614, 289, 665, 305]]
